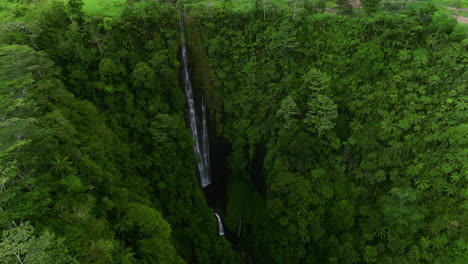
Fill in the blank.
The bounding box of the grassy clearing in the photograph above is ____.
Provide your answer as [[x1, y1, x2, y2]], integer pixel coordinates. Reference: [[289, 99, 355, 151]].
[[82, 0, 126, 17], [406, 1, 468, 24], [184, 0, 254, 13], [424, 0, 468, 9], [184, 0, 302, 13], [454, 10, 468, 16]]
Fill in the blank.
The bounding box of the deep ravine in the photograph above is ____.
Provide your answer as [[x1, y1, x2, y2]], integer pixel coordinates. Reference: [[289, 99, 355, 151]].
[[180, 18, 227, 237], [180, 19, 212, 188]]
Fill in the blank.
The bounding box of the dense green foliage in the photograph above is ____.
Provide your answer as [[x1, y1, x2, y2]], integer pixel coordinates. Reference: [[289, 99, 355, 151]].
[[82, 0, 126, 17], [0, 0, 466, 263], [185, 1, 467, 263], [0, 0, 236, 263]]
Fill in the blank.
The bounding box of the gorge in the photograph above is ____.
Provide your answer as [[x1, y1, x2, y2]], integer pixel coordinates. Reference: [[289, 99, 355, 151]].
[[0, 1, 465, 263], [180, 19, 212, 188], [180, 17, 228, 238]]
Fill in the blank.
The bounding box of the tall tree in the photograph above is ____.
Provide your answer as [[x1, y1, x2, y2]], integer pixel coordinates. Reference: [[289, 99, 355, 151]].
[[0, 222, 78, 264]]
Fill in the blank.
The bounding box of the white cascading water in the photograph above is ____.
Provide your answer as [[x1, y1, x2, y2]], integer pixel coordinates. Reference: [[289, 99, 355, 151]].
[[237, 218, 242, 238], [214, 212, 225, 236], [180, 19, 212, 188], [201, 98, 211, 182]]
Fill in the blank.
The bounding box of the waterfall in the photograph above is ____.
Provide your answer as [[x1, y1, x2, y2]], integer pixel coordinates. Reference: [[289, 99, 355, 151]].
[[237, 219, 242, 238], [180, 19, 212, 188], [214, 212, 225, 236], [201, 98, 211, 183]]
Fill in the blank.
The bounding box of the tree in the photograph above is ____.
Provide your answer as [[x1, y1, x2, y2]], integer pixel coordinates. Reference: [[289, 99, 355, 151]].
[[289, 0, 304, 20], [361, 0, 381, 13], [304, 0, 326, 13], [267, 21, 299, 55], [0, 45, 53, 226], [131, 62, 158, 94], [263, 0, 271, 19], [327, 200, 355, 234], [122, 203, 185, 264], [98, 58, 127, 89], [0, 222, 78, 264], [276, 96, 299, 130], [131, 61, 161, 113], [302, 69, 337, 137], [267, 173, 315, 262], [67, 0, 85, 25], [381, 187, 423, 236], [87, 17, 109, 56], [336, 0, 353, 15]]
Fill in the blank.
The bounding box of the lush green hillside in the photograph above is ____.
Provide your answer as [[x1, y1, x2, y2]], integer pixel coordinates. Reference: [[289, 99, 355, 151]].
[[0, 0, 466, 263], [0, 0, 237, 263], [185, 1, 467, 263]]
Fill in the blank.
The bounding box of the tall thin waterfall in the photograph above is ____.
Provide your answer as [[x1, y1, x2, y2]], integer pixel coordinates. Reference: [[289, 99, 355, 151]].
[[180, 19, 212, 188], [201, 98, 211, 182], [214, 212, 225, 236]]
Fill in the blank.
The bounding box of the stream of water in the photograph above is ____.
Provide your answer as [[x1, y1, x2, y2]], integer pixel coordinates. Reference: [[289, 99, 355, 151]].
[[180, 19, 212, 188]]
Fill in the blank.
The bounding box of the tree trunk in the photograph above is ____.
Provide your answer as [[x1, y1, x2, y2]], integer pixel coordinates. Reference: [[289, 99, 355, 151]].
[[293, 0, 298, 20]]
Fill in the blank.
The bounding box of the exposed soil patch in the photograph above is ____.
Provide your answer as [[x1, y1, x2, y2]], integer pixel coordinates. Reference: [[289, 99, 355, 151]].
[[350, 0, 361, 8], [454, 15, 468, 23]]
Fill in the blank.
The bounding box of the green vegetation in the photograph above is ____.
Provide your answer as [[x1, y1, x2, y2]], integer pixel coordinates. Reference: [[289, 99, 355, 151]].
[[325, 1, 336, 8], [0, 0, 466, 263], [82, 0, 126, 16], [405, 1, 468, 18], [0, 0, 237, 263], [185, 0, 467, 263], [422, 0, 468, 9]]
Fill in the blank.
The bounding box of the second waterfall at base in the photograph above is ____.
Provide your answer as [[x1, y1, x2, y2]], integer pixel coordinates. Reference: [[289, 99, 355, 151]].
[[214, 212, 225, 236]]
